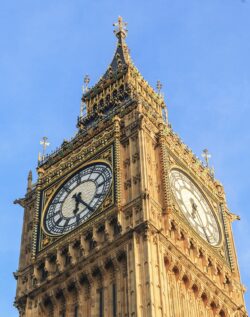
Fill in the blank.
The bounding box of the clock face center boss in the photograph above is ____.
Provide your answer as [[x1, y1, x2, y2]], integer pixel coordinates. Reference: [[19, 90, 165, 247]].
[[43, 162, 113, 236]]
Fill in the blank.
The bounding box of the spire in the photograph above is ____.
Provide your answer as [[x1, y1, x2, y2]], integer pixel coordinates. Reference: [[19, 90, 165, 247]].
[[27, 170, 32, 192], [83, 16, 131, 102], [101, 16, 130, 80], [77, 16, 166, 130]]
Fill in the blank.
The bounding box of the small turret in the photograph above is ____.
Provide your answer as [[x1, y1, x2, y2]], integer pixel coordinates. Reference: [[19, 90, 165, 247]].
[[27, 170, 32, 192]]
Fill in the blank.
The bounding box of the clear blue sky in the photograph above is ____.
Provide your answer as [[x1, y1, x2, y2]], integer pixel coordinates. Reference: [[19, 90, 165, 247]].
[[0, 0, 249, 315]]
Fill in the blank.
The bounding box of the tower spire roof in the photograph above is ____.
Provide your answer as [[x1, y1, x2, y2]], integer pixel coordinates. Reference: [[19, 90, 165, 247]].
[[83, 16, 131, 101], [77, 16, 166, 131], [101, 16, 131, 80]]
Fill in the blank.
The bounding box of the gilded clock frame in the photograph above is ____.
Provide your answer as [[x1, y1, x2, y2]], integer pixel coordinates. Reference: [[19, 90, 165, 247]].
[[41, 159, 113, 237], [37, 145, 116, 252]]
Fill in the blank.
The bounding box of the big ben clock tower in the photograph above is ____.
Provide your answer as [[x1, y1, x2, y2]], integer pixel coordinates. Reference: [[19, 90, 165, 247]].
[[14, 17, 247, 317]]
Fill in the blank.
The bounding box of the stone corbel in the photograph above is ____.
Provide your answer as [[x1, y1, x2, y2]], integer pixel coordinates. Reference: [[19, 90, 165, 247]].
[[224, 275, 233, 293], [69, 240, 81, 265], [80, 234, 88, 256], [200, 250, 209, 271], [174, 226, 182, 243], [44, 254, 56, 280], [85, 230, 97, 252], [110, 216, 122, 236], [104, 219, 113, 242], [56, 248, 66, 273], [33, 263, 42, 284], [189, 241, 199, 263]]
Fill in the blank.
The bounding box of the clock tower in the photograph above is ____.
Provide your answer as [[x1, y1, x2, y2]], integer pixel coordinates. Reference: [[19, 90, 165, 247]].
[[14, 17, 247, 317]]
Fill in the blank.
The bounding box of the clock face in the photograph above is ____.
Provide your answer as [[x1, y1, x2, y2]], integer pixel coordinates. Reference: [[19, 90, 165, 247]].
[[169, 169, 220, 246], [43, 162, 112, 236]]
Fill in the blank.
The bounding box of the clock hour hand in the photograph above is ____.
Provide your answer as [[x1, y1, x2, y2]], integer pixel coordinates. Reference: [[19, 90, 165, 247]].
[[190, 198, 210, 243], [72, 192, 94, 212], [72, 193, 80, 214]]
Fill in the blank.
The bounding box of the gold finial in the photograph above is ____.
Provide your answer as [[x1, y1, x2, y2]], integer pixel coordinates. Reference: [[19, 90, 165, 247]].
[[39, 137, 50, 161], [113, 16, 128, 39], [201, 148, 211, 167]]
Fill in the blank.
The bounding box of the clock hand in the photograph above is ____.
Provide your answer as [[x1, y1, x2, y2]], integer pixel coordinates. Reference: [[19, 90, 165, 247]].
[[72, 192, 94, 212], [72, 193, 81, 214], [190, 198, 210, 243], [197, 215, 210, 243], [78, 197, 94, 212]]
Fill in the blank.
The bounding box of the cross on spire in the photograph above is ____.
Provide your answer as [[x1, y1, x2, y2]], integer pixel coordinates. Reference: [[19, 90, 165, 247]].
[[202, 148, 211, 167], [113, 16, 128, 39], [39, 137, 50, 161]]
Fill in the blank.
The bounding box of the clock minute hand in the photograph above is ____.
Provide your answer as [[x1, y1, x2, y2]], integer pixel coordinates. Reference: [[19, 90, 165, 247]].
[[74, 192, 94, 212], [72, 193, 80, 214]]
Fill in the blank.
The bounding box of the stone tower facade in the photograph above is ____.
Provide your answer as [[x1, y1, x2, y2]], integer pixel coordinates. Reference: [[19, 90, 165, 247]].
[[14, 17, 247, 317]]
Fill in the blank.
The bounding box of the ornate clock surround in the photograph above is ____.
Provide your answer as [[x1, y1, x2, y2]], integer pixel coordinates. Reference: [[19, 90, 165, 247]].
[[169, 167, 222, 247], [37, 144, 116, 252]]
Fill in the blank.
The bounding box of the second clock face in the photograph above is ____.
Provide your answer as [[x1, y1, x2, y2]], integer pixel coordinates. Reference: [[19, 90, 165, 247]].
[[43, 162, 112, 236], [169, 169, 220, 246]]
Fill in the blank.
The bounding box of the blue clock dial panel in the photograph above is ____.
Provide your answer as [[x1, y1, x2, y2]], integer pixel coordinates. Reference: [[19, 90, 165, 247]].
[[43, 162, 112, 236]]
